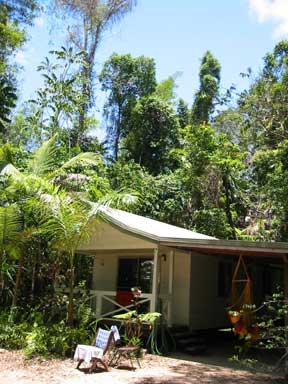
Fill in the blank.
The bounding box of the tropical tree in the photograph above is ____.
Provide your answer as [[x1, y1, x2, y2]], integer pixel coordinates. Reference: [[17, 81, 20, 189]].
[[51, 0, 137, 142], [27, 47, 91, 148], [0, 205, 22, 299], [0, 135, 102, 308], [192, 51, 221, 124], [99, 53, 156, 159], [154, 73, 179, 103], [177, 98, 190, 129], [0, 0, 38, 142], [124, 95, 179, 174]]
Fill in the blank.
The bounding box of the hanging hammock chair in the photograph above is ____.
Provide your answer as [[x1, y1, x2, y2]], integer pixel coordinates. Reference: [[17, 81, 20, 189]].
[[228, 255, 258, 339]]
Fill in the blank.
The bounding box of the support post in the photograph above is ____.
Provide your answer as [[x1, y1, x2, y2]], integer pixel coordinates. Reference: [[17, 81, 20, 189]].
[[167, 250, 174, 327], [96, 294, 102, 318], [150, 248, 159, 312]]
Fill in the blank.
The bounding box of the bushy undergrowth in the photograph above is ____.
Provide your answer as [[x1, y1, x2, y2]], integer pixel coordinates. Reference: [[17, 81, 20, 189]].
[[0, 309, 94, 358], [0, 289, 97, 358]]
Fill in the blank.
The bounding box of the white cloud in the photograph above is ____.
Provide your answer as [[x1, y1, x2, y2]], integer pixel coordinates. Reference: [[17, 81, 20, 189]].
[[15, 51, 27, 65], [249, 0, 288, 37], [35, 16, 45, 28], [14, 46, 35, 66]]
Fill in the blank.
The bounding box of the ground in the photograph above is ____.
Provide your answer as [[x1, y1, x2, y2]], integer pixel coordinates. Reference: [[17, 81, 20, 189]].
[[0, 349, 285, 384]]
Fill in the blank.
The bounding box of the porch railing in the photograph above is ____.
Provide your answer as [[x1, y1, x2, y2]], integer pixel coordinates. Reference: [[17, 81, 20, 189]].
[[89, 290, 153, 318], [55, 288, 153, 319], [55, 288, 172, 323]]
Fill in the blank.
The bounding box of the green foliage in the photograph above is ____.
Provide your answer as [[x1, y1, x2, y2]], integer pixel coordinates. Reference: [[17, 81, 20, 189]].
[[177, 98, 190, 128], [155, 73, 180, 103], [28, 47, 89, 145], [0, 1, 38, 141], [232, 291, 288, 372], [0, 311, 30, 349], [192, 51, 221, 124], [193, 208, 234, 238], [125, 95, 179, 174], [23, 320, 90, 358], [0, 76, 17, 141], [113, 310, 161, 348], [256, 292, 288, 352], [0, 307, 93, 358], [99, 52, 156, 159], [0, 1, 38, 66], [2, 13, 288, 364]]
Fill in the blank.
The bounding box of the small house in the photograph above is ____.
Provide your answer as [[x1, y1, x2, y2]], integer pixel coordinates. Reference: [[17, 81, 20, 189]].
[[77, 207, 287, 329]]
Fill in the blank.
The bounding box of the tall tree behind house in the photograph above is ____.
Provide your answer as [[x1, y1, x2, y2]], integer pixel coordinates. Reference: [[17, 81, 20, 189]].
[[52, 0, 137, 147]]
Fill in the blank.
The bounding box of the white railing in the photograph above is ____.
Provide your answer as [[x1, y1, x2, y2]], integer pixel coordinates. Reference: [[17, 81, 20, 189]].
[[88, 290, 153, 318], [55, 288, 173, 323], [55, 287, 153, 319]]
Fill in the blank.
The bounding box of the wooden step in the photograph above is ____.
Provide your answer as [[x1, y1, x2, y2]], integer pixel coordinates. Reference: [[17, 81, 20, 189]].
[[184, 344, 207, 354], [171, 331, 198, 339], [177, 336, 205, 347]]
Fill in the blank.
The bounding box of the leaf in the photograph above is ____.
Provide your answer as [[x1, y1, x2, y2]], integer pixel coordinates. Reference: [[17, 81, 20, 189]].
[[51, 152, 102, 178], [28, 135, 58, 176]]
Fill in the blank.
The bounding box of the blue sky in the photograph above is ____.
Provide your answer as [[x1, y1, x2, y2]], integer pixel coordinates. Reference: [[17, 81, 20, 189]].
[[16, 0, 288, 116]]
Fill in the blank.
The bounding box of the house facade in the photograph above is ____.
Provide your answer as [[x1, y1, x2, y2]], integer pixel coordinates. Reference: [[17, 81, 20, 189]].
[[77, 207, 287, 330]]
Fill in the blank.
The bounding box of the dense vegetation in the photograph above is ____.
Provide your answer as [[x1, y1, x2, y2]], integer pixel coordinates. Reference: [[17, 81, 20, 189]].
[[0, 0, 287, 359]]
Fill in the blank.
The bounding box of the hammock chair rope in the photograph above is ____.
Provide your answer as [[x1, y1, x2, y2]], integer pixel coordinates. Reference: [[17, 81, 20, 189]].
[[231, 254, 252, 310], [228, 255, 258, 337]]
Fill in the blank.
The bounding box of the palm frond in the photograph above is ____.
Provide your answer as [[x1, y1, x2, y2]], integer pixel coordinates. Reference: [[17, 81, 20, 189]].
[[0, 143, 14, 164], [0, 205, 23, 249], [98, 190, 139, 210], [85, 190, 139, 225], [51, 152, 102, 178], [28, 134, 58, 176], [39, 193, 90, 251]]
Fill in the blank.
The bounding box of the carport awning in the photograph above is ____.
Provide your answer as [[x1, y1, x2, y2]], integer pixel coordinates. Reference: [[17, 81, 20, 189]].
[[160, 239, 288, 258]]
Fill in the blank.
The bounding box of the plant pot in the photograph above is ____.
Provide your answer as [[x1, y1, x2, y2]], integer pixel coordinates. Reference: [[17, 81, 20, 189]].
[[228, 311, 240, 324]]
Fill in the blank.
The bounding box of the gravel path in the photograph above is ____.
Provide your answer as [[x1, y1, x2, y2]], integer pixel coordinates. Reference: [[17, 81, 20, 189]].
[[0, 349, 285, 384]]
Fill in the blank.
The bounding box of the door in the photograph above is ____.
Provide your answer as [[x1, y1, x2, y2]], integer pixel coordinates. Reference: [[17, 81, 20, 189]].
[[116, 257, 153, 306]]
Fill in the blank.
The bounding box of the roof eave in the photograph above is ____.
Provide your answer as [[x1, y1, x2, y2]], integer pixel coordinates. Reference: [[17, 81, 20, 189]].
[[160, 238, 288, 257]]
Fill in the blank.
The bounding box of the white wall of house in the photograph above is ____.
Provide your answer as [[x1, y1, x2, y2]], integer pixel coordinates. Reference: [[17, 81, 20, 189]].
[[92, 252, 118, 291], [92, 250, 155, 291], [79, 221, 156, 251], [158, 247, 191, 326], [172, 250, 191, 325], [189, 252, 229, 329]]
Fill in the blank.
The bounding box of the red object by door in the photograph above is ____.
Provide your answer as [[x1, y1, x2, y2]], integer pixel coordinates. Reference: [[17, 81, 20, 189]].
[[116, 290, 134, 306]]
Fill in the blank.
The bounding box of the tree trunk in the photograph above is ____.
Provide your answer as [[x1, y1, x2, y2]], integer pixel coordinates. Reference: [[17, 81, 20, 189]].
[[67, 250, 75, 327], [12, 251, 23, 307], [222, 173, 236, 239], [0, 250, 4, 297]]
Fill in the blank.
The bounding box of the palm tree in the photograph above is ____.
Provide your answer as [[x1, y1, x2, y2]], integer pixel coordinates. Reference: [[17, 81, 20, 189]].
[[1, 136, 138, 318], [0, 136, 102, 309], [41, 190, 138, 327], [1, 134, 102, 182], [0, 205, 22, 298]]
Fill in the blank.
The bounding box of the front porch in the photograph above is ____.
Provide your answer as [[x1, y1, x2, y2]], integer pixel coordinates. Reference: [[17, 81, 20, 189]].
[[82, 248, 177, 327]]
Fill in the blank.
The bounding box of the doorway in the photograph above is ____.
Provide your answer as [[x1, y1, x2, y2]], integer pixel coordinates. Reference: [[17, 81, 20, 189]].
[[116, 257, 153, 306]]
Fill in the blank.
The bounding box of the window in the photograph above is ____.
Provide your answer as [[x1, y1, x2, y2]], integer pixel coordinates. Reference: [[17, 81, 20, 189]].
[[117, 257, 153, 293]]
